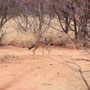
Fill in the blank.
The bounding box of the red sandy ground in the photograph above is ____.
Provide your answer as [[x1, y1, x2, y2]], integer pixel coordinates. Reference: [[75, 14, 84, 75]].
[[0, 46, 90, 90]]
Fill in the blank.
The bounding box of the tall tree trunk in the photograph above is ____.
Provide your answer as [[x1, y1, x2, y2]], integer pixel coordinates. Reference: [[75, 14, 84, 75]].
[[73, 18, 78, 40], [65, 14, 69, 33]]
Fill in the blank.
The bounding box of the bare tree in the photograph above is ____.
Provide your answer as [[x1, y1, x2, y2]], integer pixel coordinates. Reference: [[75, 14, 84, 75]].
[[0, 0, 17, 30]]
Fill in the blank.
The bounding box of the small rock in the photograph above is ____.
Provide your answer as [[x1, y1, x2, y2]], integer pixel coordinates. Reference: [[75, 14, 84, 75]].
[[57, 72, 59, 74], [37, 67, 41, 68], [34, 73, 37, 75], [5, 65, 8, 67], [50, 64, 53, 65]]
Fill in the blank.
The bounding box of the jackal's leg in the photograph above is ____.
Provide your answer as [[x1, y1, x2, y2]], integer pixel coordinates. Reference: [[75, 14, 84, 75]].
[[43, 47, 44, 55], [46, 47, 50, 54], [33, 46, 38, 55], [33, 49, 35, 55]]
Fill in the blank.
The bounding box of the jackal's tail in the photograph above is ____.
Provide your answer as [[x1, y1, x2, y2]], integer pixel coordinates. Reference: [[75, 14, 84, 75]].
[[28, 44, 35, 50]]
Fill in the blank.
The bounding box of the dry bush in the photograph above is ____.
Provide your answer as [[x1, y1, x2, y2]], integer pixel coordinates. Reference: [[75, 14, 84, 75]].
[[45, 33, 74, 47], [0, 54, 19, 63], [8, 40, 35, 48], [20, 40, 36, 48], [8, 40, 20, 46], [0, 18, 76, 48], [1, 33, 76, 48]]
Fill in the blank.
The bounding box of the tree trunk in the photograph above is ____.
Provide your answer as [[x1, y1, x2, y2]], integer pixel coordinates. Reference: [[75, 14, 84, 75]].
[[73, 18, 78, 40], [65, 14, 69, 33]]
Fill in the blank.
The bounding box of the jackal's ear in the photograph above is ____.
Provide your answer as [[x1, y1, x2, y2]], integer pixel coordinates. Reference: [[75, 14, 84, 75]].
[[45, 37, 47, 41]]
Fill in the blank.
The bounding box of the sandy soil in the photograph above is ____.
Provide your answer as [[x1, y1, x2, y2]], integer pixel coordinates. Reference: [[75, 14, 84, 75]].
[[0, 46, 90, 90]]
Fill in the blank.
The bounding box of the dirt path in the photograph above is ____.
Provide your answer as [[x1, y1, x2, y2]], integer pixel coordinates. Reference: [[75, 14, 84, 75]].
[[0, 46, 90, 90]]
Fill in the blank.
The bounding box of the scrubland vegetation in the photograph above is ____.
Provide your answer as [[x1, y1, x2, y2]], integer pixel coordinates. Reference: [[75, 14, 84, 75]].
[[0, 0, 90, 90]]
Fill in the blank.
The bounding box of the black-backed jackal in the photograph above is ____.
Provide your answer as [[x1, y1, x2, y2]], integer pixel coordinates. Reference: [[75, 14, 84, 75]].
[[28, 38, 53, 55]]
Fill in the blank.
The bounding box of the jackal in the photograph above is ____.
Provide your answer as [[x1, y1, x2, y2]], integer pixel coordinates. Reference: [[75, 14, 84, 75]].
[[28, 38, 53, 55]]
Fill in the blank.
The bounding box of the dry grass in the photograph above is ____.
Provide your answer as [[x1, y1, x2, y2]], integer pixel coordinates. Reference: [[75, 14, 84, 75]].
[[0, 17, 87, 49], [8, 40, 35, 48]]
